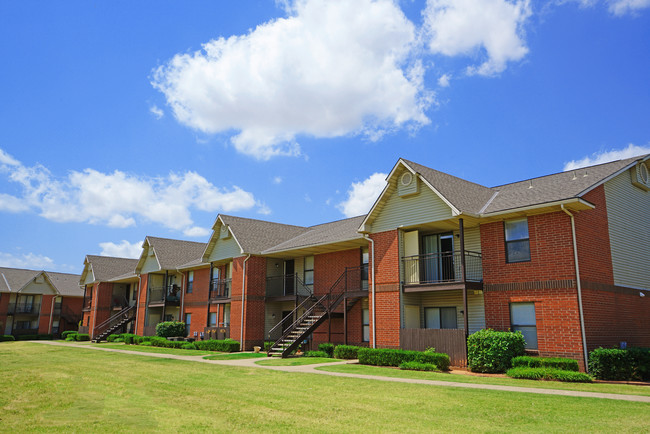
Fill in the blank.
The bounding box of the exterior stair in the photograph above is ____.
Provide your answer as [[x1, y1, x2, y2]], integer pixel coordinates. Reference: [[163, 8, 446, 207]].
[[92, 305, 136, 342]]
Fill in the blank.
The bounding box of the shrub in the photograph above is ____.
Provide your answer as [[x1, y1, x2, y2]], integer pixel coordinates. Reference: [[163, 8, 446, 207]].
[[113, 338, 124, 343], [61, 331, 77, 339], [65, 336, 76, 341], [181, 342, 197, 350], [506, 367, 593, 383], [14, 334, 54, 341], [194, 339, 241, 352], [318, 343, 335, 358], [121, 333, 137, 344], [75, 333, 90, 341], [467, 329, 526, 373], [140, 341, 152, 346], [304, 350, 329, 358], [333, 345, 363, 360], [264, 341, 274, 352], [106, 334, 121, 343], [628, 347, 650, 381], [358, 348, 450, 371], [512, 356, 579, 372], [155, 321, 186, 338], [588, 348, 633, 381], [399, 361, 439, 371], [0, 335, 15, 342]]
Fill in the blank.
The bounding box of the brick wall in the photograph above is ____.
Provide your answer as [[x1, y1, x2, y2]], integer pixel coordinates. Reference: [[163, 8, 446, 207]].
[[61, 296, 83, 333], [91, 282, 115, 337], [230, 255, 267, 350], [369, 230, 401, 348], [0, 292, 10, 333], [135, 274, 148, 335], [183, 267, 210, 337], [38, 294, 55, 334]]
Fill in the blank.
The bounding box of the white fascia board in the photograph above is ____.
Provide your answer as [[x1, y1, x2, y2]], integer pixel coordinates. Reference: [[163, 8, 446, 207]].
[[480, 197, 595, 218], [578, 155, 649, 197]]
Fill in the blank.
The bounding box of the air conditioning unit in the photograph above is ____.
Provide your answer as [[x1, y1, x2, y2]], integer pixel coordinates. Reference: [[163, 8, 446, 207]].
[[631, 162, 650, 191]]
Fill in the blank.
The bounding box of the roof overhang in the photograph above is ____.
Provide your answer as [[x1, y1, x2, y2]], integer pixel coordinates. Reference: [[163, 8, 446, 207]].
[[261, 237, 368, 258], [135, 237, 162, 274], [202, 215, 245, 262], [479, 197, 594, 222]]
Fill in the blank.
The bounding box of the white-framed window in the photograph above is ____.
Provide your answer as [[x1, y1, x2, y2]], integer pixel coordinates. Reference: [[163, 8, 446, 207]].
[[510, 302, 537, 349], [424, 307, 457, 329], [362, 308, 370, 342], [223, 304, 230, 327], [209, 312, 217, 327], [185, 313, 191, 336], [505, 218, 531, 263], [304, 256, 314, 286], [187, 271, 194, 294]]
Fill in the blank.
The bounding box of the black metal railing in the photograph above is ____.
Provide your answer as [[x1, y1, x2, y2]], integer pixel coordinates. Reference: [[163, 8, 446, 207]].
[[209, 278, 232, 299], [265, 274, 313, 297], [111, 295, 130, 310], [8, 303, 41, 315], [93, 305, 136, 340], [148, 285, 182, 304], [53, 302, 62, 316], [401, 251, 482, 285]]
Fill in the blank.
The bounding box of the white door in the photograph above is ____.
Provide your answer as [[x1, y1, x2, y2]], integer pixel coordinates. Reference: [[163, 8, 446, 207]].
[[403, 231, 419, 284]]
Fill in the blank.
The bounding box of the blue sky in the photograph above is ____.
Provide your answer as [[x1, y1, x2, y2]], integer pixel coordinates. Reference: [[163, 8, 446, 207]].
[[0, 0, 649, 273]]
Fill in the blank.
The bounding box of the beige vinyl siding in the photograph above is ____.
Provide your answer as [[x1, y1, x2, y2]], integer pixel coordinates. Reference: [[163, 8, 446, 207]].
[[266, 258, 284, 278], [140, 254, 161, 274], [265, 301, 306, 340], [453, 225, 482, 253], [370, 175, 454, 233], [21, 279, 56, 295], [401, 290, 485, 333], [82, 267, 95, 285], [206, 236, 242, 263], [604, 170, 650, 290]]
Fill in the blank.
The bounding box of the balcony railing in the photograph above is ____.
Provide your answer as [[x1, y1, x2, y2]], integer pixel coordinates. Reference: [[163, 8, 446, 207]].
[[209, 278, 232, 300], [53, 302, 62, 316], [402, 251, 482, 285], [265, 274, 313, 297], [8, 303, 41, 315], [148, 285, 181, 305]]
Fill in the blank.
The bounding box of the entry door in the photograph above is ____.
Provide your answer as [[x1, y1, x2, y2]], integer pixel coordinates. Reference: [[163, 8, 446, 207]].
[[284, 260, 295, 295], [421, 234, 454, 283]]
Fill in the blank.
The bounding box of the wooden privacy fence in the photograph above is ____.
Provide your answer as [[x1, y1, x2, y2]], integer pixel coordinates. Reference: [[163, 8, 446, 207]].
[[400, 328, 467, 367]]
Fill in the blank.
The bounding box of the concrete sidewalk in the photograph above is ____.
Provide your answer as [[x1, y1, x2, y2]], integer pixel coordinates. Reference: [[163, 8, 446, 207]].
[[35, 341, 650, 403]]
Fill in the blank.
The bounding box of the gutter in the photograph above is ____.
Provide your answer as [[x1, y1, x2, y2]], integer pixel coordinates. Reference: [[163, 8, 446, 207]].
[[561, 204, 589, 372], [135, 276, 142, 335], [363, 235, 376, 349], [240, 254, 251, 351]]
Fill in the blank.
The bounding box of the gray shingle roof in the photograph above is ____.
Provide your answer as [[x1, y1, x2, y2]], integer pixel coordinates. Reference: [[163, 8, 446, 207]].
[[219, 215, 310, 254], [0, 267, 82, 297], [85, 255, 138, 282], [262, 215, 366, 253], [147, 236, 207, 270]]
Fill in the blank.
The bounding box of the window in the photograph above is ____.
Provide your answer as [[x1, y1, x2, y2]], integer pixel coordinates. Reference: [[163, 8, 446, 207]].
[[362, 308, 370, 342], [185, 313, 191, 336], [505, 218, 531, 263], [187, 271, 194, 294], [209, 312, 217, 327], [304, 256, 314, 286], [361, 248, 369, 289], [510, 302, 537, 349], [223, 304, 230, 327], [424, 307, 457, 329]]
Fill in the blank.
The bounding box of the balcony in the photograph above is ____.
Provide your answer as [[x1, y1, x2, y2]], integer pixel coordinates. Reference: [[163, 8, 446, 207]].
[[402, 251, 483, 292], [8, 303, 41, 315], [209, 278, 232, 301], [82, 297, 92, 312], [148, 285, 181, 307], [266, 274, 313, 298]]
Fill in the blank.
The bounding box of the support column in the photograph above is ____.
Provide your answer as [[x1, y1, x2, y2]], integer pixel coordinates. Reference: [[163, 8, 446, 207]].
[[459, 218, 469, 336]]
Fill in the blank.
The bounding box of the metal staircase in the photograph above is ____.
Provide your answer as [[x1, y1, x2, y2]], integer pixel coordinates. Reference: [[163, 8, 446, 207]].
[[92, 305, 136, 342], [267, 265, 366, 357]]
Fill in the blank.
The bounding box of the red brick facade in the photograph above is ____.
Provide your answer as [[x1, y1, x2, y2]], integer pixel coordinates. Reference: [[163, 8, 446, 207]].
[[369, 230, 401, 349], [182, 267, 210, 337]]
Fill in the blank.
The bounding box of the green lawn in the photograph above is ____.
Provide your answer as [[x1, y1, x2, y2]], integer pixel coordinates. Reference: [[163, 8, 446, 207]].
[[317, 363, 650, 397], [255, 357, 341, 366], [1, 342, 649, 432], [64, 341, 213, 356], [204, 352, 267, 360]]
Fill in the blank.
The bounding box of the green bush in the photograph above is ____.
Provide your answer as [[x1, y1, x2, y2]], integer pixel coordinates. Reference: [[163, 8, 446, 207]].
[[75, 333, 90, 341], [140, 341, 152, 346], [333, 345, 363, 360], [106, 334, 121, 343], [506, 367, 593, 383], [318, 343, 335, 358], [399, 361, 439, 371], [121, 333, 137, 344], [65, 336, 76, 341], [181, 342, 197, 350], [512, 356, 579, 372], [61, 331, 77, 339], [155, 321, 186, 338], [304, 350, 329, 358], [194, 339, 241, 352], [0, 335, 15, 342], [113, 338, 124, 343], [15, 334, 54, 341], [628, 347, 650, 381], [467, 329, 526, 373], [358, 348, 450, 371], [264, 341, 274, 352], [588, 348, 633, 380]]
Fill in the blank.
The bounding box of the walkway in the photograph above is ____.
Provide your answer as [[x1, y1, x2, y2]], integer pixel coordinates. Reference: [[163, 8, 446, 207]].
[[36, 341, 650, 403]]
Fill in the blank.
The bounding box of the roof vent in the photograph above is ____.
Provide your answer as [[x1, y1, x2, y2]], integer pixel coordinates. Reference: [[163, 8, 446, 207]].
[[397, 171, 418, 197], [528, 180, 533, 189], [220, 224, 231, 239], [572, 171, 577, 181], [631, 162, 650, 191]]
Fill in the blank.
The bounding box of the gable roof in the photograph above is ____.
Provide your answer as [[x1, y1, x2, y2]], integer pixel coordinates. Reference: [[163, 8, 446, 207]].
[[139, 236, 207, 271], [81, 255, 139, 284], [217, 215, 310, 255], [0, 267, 82, 297]]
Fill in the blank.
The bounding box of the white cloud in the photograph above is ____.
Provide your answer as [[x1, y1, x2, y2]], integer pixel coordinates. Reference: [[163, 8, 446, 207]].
[[423, 0, 532, 76], [151, 0, 431, 159], [0, 148, 263, 233], [99, 240, 143, 259], [608, 0, 650, 15], [149, 104, 164, 119], [438, 73, 451, 87], [183, 226, 211, 237], [0, 252, 55, 270], [273, 176, 283, 184], [563, 143, 650, 171], [338, 172, 387, 217], [0, 149, 20, 166]]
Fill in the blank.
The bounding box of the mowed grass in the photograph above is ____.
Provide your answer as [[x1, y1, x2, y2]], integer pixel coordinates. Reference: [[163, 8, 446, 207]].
[[63, 341, 213, 356], [255, 357, 341, 366], [317, 364, 650, 397], [0, 342, 648, 432], [203, 352, 267, 360]]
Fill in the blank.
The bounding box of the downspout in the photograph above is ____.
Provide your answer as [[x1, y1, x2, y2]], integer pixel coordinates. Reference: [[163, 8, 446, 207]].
[[135, 276, 142, 335], [180, 271, 186, 335], [91, 283, 98, 339], [240, 254, 251, 351], [363, 235, 376, 349], [561, 205, 589, 371]]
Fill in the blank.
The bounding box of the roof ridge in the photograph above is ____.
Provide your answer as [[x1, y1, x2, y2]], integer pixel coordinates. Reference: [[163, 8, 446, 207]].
[[401, 158, 491, 190], [306, 214, 366, 229], [146, 235, 207, 245], [220, 214, 307, 230]]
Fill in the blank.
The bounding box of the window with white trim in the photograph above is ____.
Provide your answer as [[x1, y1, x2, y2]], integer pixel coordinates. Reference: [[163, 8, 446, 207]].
[[505, 218, 531, 263], [362, 308, 370, 342], [510, 302, 538, 349], [187, 271, 194, 294]]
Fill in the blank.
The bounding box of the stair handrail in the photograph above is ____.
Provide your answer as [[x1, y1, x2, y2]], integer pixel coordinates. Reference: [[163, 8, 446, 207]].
[[266, 291, 322, 340], [93, 305, 136, 337]]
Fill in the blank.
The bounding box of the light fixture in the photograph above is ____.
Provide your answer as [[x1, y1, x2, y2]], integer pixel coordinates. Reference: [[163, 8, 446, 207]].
[[641, 292, 646, 298]]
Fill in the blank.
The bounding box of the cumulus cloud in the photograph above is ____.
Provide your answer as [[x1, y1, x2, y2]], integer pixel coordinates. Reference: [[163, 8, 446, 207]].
[[0, 148, 263, 233], [338, 172, 387, 217], [99, 240, 143, 259], [423, 0, 532, 76], [149, 104, 164, 119], [563, 143, 650, 171], [608, 0, 650, 15], [151, 0, 431, 160], [438, 73, 451, 87], [273, 176, 283, 184], [0, 252, 55, 270], [183, 226, 211, 237]]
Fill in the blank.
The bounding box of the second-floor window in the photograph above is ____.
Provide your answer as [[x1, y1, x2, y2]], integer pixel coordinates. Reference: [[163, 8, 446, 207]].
[[304, 256, 314, 286], [187, 271, 194, 294], [505, 218, 531, 263]]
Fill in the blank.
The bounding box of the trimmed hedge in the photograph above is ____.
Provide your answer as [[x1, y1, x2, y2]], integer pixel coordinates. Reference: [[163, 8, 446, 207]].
[[512, 356, 579, 372], [333, 345, 363, 360], [628, 347, 650, 381], [155, 321, 186, 338], [106, 334, 121, 343], [181, 342, 197, 350], [75, 333, 90, 341], [121, 333, 137, 344], [318, 343, 335, 358], [15, 334, 54, 341], [61, 331, 77, 339], [506, 367, 593, 383], [0, 335, 15, 342], [305, 350, 329, 358], [588, 347, 650, 381], [358, 348, 451, 371], [65, 336, 76, 341], [264, 341, 274, 352], [399, 361, 439, 371], [194, 339, 241, 352], [467, 329, 526, 373]]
